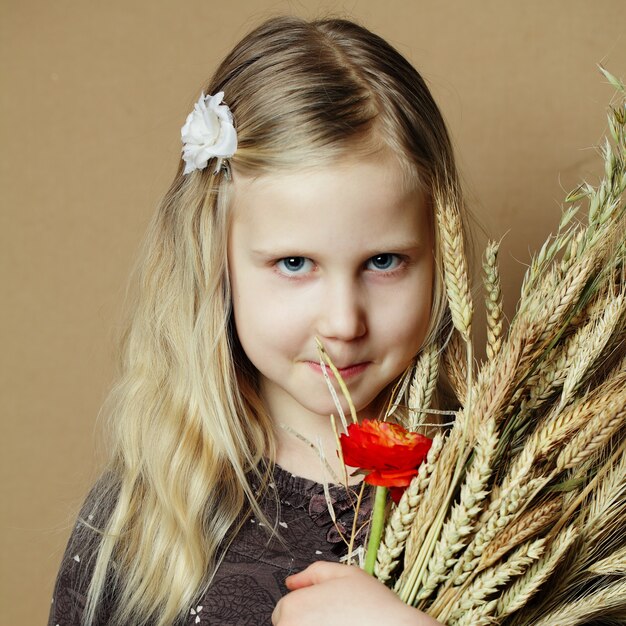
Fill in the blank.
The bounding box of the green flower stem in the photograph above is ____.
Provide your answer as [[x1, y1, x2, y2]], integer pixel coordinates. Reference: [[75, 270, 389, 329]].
[[364, 485, 388, 575]]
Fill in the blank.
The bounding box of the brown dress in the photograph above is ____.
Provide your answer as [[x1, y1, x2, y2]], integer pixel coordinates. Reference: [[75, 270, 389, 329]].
[[48, 465, 372, 626]]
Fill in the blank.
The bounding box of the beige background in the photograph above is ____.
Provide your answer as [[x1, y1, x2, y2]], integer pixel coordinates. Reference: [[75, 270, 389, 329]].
[[1, 1, 624, 624]]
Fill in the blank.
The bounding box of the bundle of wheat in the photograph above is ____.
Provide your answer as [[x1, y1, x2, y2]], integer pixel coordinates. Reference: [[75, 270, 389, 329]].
[[363, 69, 625, 626]]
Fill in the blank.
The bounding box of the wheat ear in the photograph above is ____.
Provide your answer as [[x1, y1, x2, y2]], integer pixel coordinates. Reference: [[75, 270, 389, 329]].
[[397, 424, 473, 604], [478, 497, 563, 571], [499, 369, 625, 495], [550, 434, 626, 541], [495, 526, 578, 619], [520, 200, 582, 301], [555, 386, 626, 472], [588, 545, 626, 575], [428, 474, 542, 617], [557, 292, 625, 409], [447, 477, 543, 588], [435, 193, 473, 343], [518, 252, 596, 345], [483, 240, 504, 362], [442, 538, 546, 623], [408, 343, 440, 431], [442, 329, 468, 401], [465, 336, 526, 443], [531, 578, 626, 626], [513, 292, 615, 425], [402, 424, 465, 570]]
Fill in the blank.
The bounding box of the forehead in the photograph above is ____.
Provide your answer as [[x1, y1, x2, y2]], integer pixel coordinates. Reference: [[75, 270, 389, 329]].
[[228, 156, 430, 252]]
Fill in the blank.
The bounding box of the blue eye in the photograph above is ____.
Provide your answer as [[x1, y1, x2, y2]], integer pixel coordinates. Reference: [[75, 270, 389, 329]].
[[367, 254, 401, 271], [276, 257, 314, 275]]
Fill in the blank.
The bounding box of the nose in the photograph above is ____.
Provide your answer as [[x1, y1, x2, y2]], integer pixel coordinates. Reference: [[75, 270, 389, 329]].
[[316, 279, 367, 342]]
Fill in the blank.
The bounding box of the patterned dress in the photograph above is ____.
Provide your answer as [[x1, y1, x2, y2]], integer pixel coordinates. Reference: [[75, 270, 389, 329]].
[[48, 465, 372, 626]]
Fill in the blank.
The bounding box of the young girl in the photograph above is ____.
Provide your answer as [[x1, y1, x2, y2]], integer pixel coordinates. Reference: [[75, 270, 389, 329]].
[[49, 16, 470, 626]]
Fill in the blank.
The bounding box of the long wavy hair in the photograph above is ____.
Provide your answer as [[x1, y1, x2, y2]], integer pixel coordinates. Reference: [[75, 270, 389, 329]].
[[81, 16, 471, 626]]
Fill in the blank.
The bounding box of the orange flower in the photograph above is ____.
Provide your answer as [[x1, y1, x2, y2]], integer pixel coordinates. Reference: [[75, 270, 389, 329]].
[[340, 420, 432, 502]]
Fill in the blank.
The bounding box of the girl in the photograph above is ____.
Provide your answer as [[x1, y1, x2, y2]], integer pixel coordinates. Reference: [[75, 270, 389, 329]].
[[49, 16, 469, 626]]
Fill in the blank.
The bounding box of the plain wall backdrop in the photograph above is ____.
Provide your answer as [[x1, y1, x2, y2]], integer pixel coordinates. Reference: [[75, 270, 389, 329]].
[[1, 1, 624, 624]]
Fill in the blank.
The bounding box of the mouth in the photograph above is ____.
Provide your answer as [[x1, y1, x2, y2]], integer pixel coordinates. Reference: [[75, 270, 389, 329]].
[[305, 361, 370, 380]]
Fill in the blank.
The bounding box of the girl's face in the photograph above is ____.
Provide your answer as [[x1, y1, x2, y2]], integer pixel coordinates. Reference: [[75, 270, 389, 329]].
[[228, 155, 434, 427]]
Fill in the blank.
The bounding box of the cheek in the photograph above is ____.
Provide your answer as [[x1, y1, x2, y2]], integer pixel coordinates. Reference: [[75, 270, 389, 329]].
[[389, 307, 432, 366], [230, 276, 311, 355], [377, 306, 431, 355], [379, 271, 433, 343]]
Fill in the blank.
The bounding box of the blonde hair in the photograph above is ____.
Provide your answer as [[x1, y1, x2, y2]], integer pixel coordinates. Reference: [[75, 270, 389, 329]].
[[81, 16, 471, 626]]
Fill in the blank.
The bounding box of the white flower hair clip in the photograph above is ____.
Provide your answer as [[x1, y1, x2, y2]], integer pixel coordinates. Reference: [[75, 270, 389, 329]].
[[181, 92, 237, 176]]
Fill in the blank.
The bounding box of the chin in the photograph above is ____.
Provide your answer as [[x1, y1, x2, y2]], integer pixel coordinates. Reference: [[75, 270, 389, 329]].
[[303, 390, 387, 421]]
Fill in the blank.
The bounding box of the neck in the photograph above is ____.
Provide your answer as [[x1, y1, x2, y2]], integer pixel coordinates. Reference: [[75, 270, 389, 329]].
[[274, 419, 361, 486]]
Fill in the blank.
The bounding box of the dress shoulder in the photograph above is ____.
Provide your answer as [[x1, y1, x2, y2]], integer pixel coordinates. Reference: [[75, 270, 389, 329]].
[[48, 479, 117, 626]]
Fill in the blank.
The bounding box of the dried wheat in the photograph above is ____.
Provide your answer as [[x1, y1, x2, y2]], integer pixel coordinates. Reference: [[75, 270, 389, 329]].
[[555, 387, 626, 472], [500, 371, 624, 495], [440, 476, 542, 597], [531, 578, 626, 626], [588, 545, 626, 575], [451, 603, 498, 626], [408, 343, 440, 431], [435, 192, 473, 342], [415, 419, 498, 602], [479, 498, 562, 571], [442, 329, 467, 402], [483, 240, 504, 362], [444, 538, 545, 623], [558, 293, 625, 408], [495, 526, 578, 619]]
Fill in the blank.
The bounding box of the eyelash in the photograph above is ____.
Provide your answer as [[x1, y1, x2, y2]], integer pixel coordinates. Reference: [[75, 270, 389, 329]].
[[274, 254, 407, 278], [275, 257, 315, 275]]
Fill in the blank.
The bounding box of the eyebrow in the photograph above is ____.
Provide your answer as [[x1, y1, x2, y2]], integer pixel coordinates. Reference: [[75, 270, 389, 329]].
[[249, 240, 427, 258]]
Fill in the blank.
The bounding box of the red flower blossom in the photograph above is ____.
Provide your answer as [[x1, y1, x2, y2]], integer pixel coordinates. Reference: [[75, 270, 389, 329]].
[[340, 420, 432, 503]]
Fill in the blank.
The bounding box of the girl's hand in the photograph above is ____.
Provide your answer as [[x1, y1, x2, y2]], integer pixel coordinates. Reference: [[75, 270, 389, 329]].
[[271, 561, 443, 626]]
